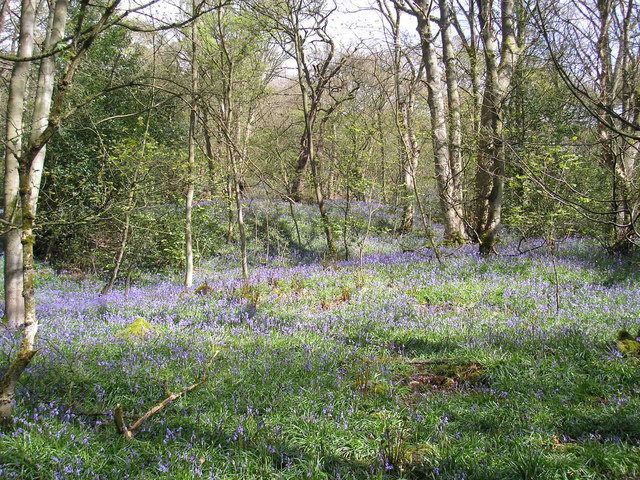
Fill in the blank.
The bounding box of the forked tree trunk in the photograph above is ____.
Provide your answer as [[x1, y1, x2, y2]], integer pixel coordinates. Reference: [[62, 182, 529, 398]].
[[2, 0, 171, 424], [473, 0, 519, 254], [289, 106, 318, 203], [414, 6, 463, 242], [1, 0, 70, 423]]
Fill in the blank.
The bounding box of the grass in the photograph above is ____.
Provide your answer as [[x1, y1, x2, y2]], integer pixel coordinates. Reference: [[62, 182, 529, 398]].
[[2, 202, 640, 479]]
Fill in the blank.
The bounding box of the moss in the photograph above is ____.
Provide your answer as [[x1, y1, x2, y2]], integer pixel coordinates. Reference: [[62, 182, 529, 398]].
[[617, 330, 635, 342], [21, 234, 36, 246], [117, 317, 153, 340], [194, 283, 213, 295], [617, 329, 640, 356], [618, 339, 640, 356]]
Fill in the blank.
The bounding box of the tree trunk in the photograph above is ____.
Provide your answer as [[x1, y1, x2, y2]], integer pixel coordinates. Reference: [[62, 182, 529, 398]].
[[415, 8, 462, 242], [101, 186, 134, 295], [595, 0, 638, 252], [439, 0, 466, 242], [311, 138, 336, 257], [398, 99, 420, 233], [0, 0, 10, 34], [473, 0, 519, 254], [3, 0, 36, 331], [184, 6, 198, 288], [289, 105, 318, 202], [2, 0, 126, 424]]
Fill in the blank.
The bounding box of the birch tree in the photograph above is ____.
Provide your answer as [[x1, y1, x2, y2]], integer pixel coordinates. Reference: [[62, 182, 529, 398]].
[[396, 0, 466, 242], [1, 0, 220, 424], [3, 0, 36, 331]]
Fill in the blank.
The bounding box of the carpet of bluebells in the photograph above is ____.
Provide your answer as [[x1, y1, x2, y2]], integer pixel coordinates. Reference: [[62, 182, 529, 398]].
[[2, 201, 640, 479]]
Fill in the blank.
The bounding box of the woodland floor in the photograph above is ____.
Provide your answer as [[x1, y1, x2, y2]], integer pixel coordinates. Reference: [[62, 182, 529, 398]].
[[2, 202, 640, 479]]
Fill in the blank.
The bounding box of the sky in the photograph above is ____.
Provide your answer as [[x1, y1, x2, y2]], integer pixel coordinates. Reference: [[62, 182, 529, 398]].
[[330, 0, 418, 49]]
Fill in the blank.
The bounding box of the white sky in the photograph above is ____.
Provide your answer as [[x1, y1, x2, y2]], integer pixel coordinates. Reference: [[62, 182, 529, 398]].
[[329, 0, 418, 49]]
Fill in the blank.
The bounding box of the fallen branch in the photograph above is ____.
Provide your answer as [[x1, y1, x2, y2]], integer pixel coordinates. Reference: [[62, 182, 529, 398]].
[[114, 376, 208, 440]]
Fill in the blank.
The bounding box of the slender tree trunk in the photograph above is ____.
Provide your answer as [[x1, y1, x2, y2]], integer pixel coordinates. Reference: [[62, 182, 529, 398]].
[[202, 109, 219, 199], [289, 29, 315, 204], [398, 99, 420, 233], [439, 0, 465, 242], [468, 0, 482, 138], [102, 38, 157, 294], [229, 143, 248, 278], [102, 184, 134, 295], [0, 0, 9, 34], [310, 137, 336, 257], [382, 2, 419, 233], [225, 175, 235, 242], [184, 7, 198, 288], [3, 0, 36, 331], [595, 0, 638, 252], [377, 110, 388, 203]]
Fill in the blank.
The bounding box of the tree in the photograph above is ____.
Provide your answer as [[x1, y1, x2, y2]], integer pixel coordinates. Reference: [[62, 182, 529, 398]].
[[185, 0, 199, 288], [471, 0, 521, 253], [3, 0, 37, 331], [396, 0, 467, 242], [535, 0, 639, 251], [198, 3, 279, 278], [252, 0, 355, 255], [376, 0, 422, 233], [1, 0, 220, 424]]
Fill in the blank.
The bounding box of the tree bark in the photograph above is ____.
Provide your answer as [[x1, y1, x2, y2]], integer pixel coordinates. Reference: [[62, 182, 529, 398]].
[[439, 0, 466, 242], [414, 4, 462, 242], [184, 4, 198, 288], [1, 0, 112, 422], [398, 98, 420, 233], [595, 0, 638, 252], [3, 0, 36, 330], [473, 0, 520, 254]]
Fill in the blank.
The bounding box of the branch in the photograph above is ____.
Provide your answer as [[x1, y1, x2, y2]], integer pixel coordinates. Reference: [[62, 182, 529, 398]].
[[114, 376, 209, 440], [532, 0, 640, 140]]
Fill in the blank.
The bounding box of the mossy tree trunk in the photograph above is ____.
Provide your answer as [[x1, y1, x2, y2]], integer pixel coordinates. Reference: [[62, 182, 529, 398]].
[[472, 0, 520, 254], [2, 0, 35, 331]]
